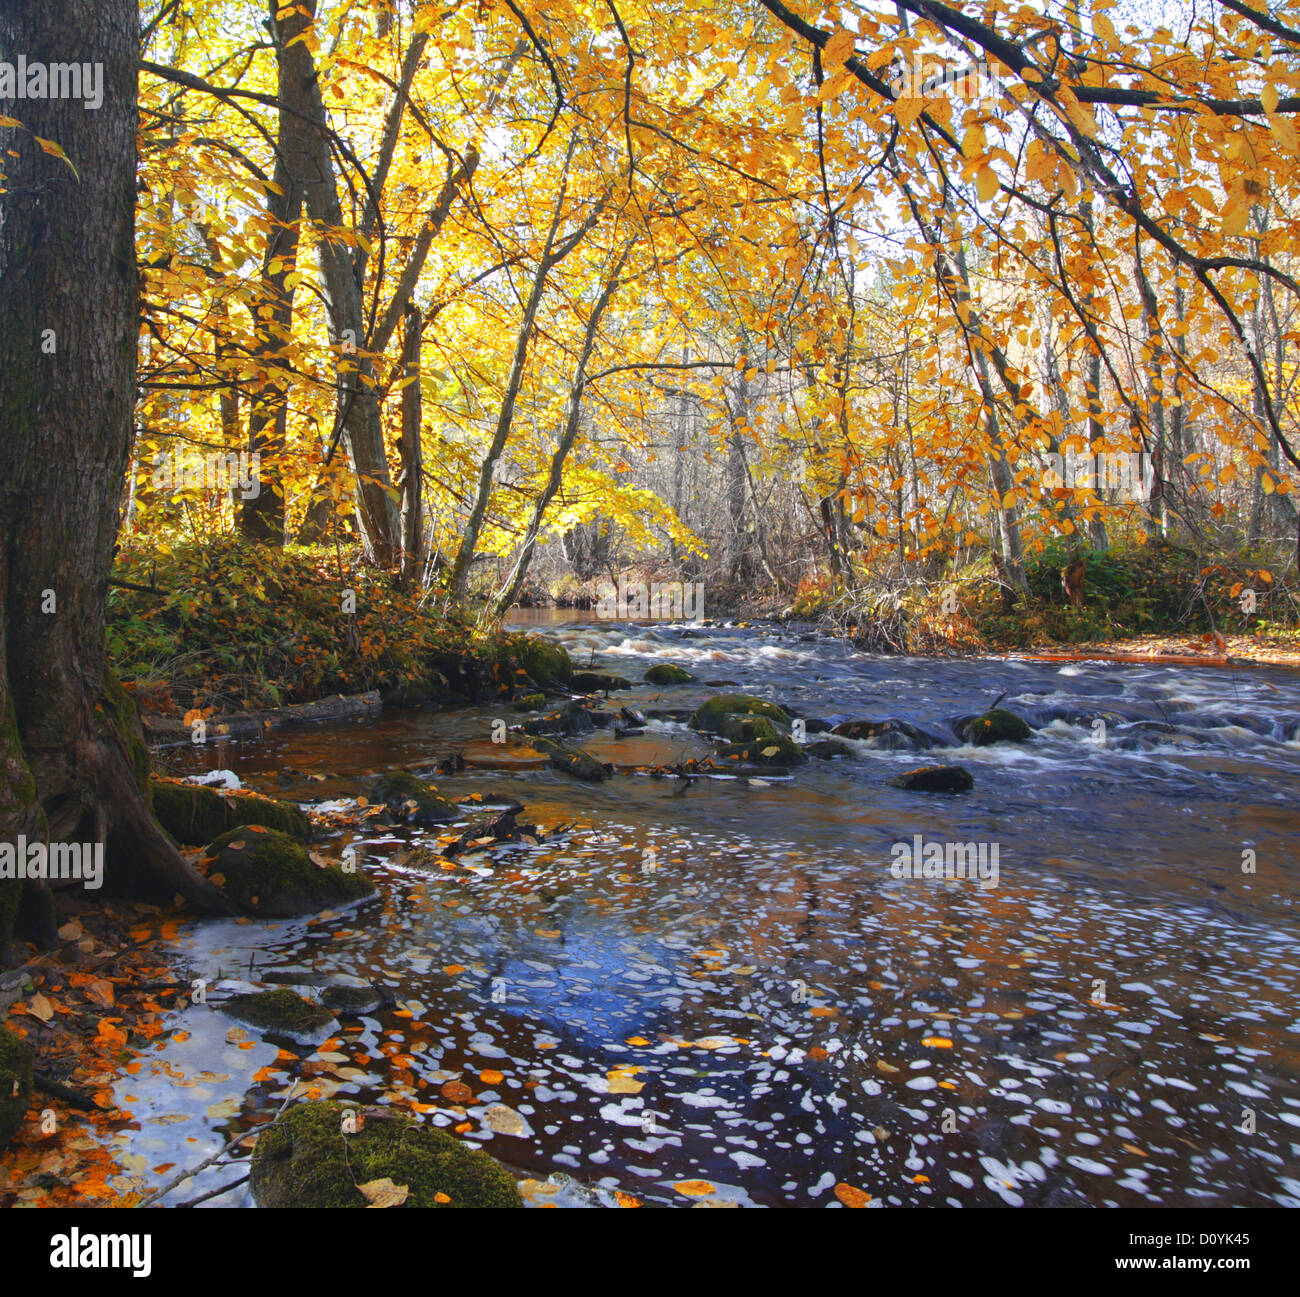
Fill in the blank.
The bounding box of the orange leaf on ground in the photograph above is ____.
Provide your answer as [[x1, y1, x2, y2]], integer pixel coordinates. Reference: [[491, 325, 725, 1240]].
[[834, 1182, 872, 1207]]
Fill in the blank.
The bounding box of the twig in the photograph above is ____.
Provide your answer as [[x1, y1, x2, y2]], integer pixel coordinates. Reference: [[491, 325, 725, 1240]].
[[175, 1173, 250, 1208], [137, 1081, 298, 1208]]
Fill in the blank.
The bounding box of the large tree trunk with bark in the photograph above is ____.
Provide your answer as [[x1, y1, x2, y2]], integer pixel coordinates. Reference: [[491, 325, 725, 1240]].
[[0, 0, 232, 959]]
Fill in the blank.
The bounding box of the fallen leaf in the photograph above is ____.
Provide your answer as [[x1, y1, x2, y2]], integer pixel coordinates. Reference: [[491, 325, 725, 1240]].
[[834, 1182, 872, 1208], [28, 992, 54, 1023], [672, 1179, 716, 1197], [358, 1177, 409, 1208]]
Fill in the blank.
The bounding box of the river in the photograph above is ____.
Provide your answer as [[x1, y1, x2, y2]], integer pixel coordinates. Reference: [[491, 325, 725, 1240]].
[[120, 614, 1300, 1207]]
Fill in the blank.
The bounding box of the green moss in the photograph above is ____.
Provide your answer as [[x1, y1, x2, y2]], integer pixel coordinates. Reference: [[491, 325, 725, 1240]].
[[719, 714, 779, 743], [513, 636, 572, 688], [889, 765, 975, 792], [713, 735, 807, 767], [0, 696, 35, 952], [806, 738, 855, 759], [0, 1025, 33, 1150], [251, 1100, 523, 1208], [513, 693, 546, 712], [203, 826, 375, 917], [368, 771, 458, 825], [644, 664, 697, 685], [151, 779, 312, 844], [689, 694, 791, 733], [221, 989, 336, 1043], [961, 708, 1033, 746], [100, 671, 151, 802], [528, 735, 608, 781]]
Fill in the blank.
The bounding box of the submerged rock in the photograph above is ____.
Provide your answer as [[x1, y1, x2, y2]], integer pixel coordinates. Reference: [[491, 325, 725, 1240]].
[[220, 989, 336, 1045], [806, 738, 856, 759], [689, 694, 791, 734], [644, 663, 697, 685], [889, 765, 975, 793], [368, 771, 459, 825], [570, 671, 633, 693], [319, 983, 393, 1017], [0, 1026, 33, 1150], [251, 1101, 522, 1208], [831, 718, 937, 749], [528, 735, 609, 781], [151, 778, 312, 845], [959, 708, 1033, 746], [202, 826, 375, 917]]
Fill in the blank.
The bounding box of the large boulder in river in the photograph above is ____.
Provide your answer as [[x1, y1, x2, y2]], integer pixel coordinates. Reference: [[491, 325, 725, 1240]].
[[0, 1026, 33, 1151], [368, 771, 458, 825], [202, 826, 375, 916], [690, 694, 790, 734], [889, 765, 974, 793], [251, 1101, 522, 1209], [514, 636, 572, 688], [959, 708, 1033, 746], [645, 663, 697, 685], [151, 778, 312, 845]]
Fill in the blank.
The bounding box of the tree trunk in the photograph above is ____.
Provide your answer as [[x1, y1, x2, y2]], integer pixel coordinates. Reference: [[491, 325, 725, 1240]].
[[0, 0, 231, 958], [398, 305, 425, 582], [273, 0, 400, 565]]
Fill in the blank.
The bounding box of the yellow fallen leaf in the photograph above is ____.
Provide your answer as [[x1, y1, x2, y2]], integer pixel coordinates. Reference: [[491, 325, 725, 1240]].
[[921, 1036, 953, 1048], [835, 1182, 872, 1207], [28, 992, 55, 1023], [672, 1179, 716, 1197], [359, 1177, 410, 1208]]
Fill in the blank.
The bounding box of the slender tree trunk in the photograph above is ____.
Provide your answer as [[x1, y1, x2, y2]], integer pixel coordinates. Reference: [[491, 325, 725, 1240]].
[[272, 0, 399, 564], [398, 305, 425, 582], [0, 0, 230, 957], [485, 248, 629, 622]]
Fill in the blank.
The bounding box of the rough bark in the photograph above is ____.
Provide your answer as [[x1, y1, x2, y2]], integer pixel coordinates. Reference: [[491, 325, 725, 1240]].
[[0, 0, 232, 958]]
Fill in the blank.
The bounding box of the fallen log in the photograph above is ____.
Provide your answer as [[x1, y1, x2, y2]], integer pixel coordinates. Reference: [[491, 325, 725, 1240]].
[[143, 691, 383, 747]]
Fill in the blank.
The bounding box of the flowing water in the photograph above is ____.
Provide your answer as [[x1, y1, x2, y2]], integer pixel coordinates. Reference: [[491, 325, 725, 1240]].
[[118, 615, 1300, 1207]]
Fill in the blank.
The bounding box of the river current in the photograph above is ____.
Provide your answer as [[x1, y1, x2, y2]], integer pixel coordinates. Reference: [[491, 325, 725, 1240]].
[[116, 615, 1300, 1207]]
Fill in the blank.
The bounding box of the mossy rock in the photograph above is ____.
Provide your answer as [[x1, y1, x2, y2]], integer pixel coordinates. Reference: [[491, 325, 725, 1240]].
[[368, 771, 458, 825], [806, 738, 856, 759], [960, 709, 1033, 746], [202, 826, 375, 917], [515, 636, 572, 688], [570, 671, 633, 693], [151, 779, 312, 845], [689, 694, 791, 734], [251, 1100, 522, 1208], [889, 765, 975, 793], [0, 1025, 33, 1150], [513, 693, 546, 712], [644, 664, 697, 685], [712, 735, 807, 767], [221, 989, 337, 1045], [528, 735, 608, 782], [719, 714, 779, 744]]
